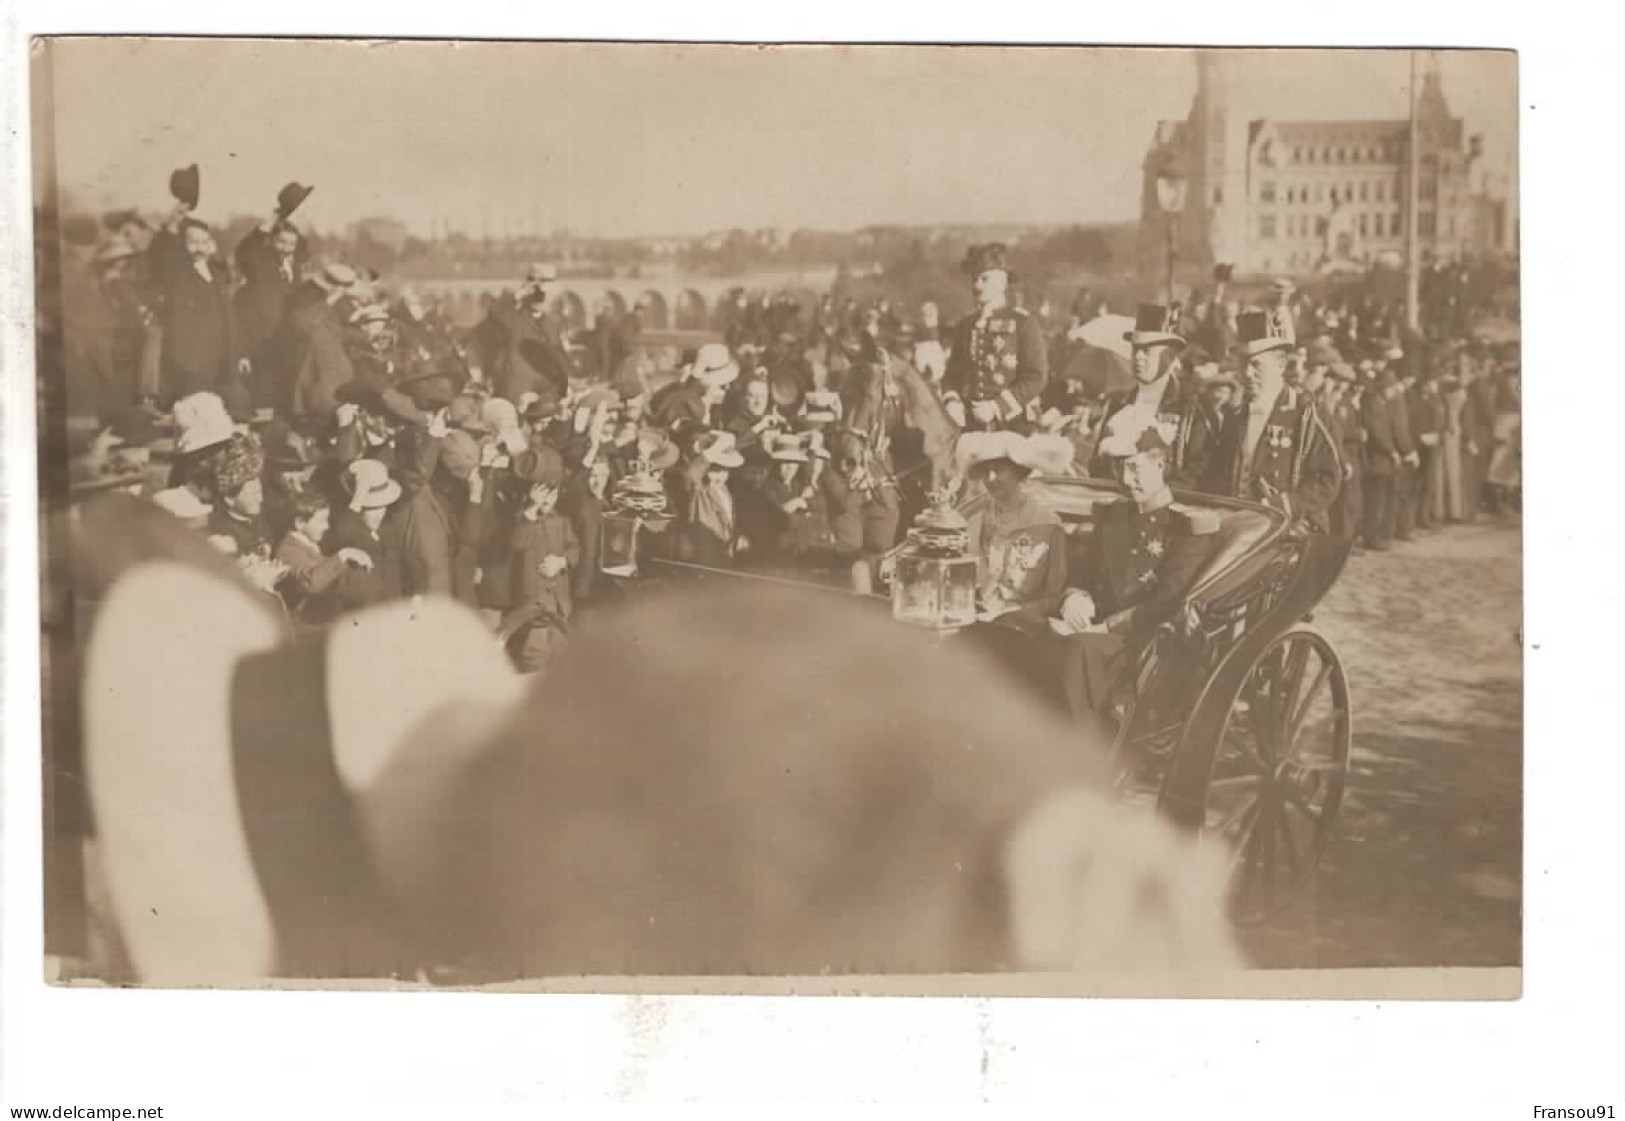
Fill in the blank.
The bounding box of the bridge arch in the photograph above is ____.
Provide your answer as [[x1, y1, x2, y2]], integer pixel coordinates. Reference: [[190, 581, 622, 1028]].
[[674, 288, 708, 330], [636, 289, 670, 329]]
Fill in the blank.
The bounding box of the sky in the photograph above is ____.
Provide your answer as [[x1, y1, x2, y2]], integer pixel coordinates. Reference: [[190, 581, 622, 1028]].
[[39, 40, 1518, 238]]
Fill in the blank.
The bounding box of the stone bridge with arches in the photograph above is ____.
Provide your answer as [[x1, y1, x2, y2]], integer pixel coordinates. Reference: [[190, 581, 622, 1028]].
[[408, 268, 840, 332]]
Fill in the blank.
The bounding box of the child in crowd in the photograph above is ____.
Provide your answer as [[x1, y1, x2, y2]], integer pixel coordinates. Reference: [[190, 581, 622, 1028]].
[[507, 476, 580, 675], [273, 489, 379, 626]]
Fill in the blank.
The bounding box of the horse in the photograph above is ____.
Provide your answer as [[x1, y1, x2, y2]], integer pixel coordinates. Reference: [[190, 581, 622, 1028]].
[[832, 341, 961, 593]]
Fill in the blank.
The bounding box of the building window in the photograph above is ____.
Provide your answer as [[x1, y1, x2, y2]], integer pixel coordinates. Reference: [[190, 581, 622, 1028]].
[[1392, 212, 1403, 236], [1315, 217, 1330, 237], [1314, 185, 1324, 203], [1376, 181, 1387, 202], [1419, 212, 1436, 237], [1260, 215, 1277, 240], [1421, 179, 1437, 201], [1212, 186, 1223, 205], [1446, 216, 1456, 237], [1260, 181, 1277, 203], [1293, 146, 1303, 163], [1358, 181, 1368, 202]]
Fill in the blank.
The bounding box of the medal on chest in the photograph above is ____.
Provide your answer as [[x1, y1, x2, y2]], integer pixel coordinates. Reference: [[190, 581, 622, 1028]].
[[1266, 424, 1293, 451]]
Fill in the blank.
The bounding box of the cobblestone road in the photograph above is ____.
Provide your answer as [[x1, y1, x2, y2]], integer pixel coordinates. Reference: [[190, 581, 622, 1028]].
[[1240, 518, 1524, 969]]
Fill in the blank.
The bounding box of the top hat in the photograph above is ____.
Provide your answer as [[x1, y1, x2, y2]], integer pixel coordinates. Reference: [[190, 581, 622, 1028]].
[[276, 181, 315, 218], [80, 553, 521, 984], [1237, 308, 1294, 359], [168, 164, 200, 209], [962, 242, 1011, 279], [1125, 303, 1186, 350]]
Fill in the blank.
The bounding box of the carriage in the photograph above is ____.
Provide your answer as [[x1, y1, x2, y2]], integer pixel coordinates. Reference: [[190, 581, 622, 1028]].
[[510, 471, 1356, 929], [921, 476, 1356, 927]]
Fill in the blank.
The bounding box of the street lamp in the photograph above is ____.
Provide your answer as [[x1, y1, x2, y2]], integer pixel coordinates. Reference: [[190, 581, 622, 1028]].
[[1155, 159, 1188, 303]]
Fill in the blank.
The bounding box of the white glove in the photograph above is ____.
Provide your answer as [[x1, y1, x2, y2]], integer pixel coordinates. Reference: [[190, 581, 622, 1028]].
[[1060, 590, 1097, 631], [427, 409, 450, 438], [335, 403, 360, 428], [945, 398, 967, 427], [971, 399, 1001, 425], [540, 555, 568, 579], [335, 547, 374, 571]]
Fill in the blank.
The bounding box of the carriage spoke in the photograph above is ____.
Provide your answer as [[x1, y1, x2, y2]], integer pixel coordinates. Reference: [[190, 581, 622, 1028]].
[[1256, 794, 1279, 907], [1242, 679, 1280, 769], [1285, 657, 1335, 754], [1209, 774, 1266, 794], [1215, 789, 1264, 842], [1274, 641, 1312, 747], [1273, 797, 1304, 880]]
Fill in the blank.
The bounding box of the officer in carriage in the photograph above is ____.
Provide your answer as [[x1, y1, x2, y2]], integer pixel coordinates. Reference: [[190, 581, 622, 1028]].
[[1201, 308, 1343, 533], [941, 243, 1049, 433], [1052, 409, 1221, 740], [1087, 303, 1217, 487]]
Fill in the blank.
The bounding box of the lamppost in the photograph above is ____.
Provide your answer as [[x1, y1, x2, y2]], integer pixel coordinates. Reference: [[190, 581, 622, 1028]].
[[1155, 158, 1189, 303]]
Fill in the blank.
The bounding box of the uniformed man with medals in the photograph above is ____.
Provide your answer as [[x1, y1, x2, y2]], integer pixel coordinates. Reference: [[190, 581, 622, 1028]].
[[1087, 303, 1212, 485], [941, 243, 1048, 433], [1052, 409, 1220, 741], [1201, 309, 1343, 533]]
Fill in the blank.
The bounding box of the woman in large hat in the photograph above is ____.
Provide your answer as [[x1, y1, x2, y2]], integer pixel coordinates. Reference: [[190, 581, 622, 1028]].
[[955, 430, 1075, 626]]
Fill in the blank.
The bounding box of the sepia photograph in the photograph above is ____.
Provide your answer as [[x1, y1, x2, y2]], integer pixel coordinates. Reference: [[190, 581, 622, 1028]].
[[25, 37, 1530, 997]]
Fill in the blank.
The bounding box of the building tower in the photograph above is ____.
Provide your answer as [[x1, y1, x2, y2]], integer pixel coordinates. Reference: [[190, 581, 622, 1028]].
[[1189, 50, 1250, 269]]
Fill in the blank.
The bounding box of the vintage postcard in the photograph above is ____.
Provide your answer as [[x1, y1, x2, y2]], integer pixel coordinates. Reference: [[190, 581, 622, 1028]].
[[29, 38, 1521, 1000]]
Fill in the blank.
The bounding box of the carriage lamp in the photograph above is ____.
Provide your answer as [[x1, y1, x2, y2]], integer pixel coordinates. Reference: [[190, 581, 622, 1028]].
[[891, 499, 978, 631], [600, 464, 671, 578]]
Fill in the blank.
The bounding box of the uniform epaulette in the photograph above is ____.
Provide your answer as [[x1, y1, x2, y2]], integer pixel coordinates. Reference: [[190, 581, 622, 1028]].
[[1169, 502, 1220, 535]]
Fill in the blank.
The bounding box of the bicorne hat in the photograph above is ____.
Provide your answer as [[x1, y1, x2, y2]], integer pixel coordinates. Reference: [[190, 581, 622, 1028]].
[[961, 242, 1011, 279]]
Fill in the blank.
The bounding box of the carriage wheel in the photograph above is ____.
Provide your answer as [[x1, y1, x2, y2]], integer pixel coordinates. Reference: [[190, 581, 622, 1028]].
[[1204, 626, 1351, 926]]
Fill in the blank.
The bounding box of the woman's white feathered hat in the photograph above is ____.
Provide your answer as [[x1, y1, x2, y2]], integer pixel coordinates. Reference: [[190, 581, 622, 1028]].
[[954, 431, 1075, 477]]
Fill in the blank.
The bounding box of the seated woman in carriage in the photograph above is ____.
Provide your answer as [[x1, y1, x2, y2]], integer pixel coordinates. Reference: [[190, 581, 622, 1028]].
[[952, 412, 1219, 737]]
